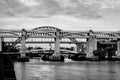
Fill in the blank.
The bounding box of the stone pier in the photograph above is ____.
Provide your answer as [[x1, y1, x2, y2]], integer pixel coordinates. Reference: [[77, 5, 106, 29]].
[[86, 30, 97, 58], [117, 38, 120, 56], [21, 29, 27, 58], [18, 29, 29, 62], [54, 29, 60, 56], [50, 29, 64, 61]]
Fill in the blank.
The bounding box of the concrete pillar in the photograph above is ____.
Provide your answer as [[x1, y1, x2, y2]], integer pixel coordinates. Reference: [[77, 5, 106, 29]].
[[54, 30, 60, 56], [117, 39, 120, 56], [86, 30, 97, 58], [21, 29, 27, 57]]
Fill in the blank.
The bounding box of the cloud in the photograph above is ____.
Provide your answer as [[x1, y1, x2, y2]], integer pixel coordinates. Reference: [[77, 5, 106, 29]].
[[0, 0, 120, 19], [0, 0, 29, 17], [32, 0, 103, 19], [19, 0, 39, 7]]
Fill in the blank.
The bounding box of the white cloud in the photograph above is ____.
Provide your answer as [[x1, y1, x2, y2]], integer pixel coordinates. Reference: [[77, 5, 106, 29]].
[[0, 0, 120, 31], [19, 0, 39, 7]]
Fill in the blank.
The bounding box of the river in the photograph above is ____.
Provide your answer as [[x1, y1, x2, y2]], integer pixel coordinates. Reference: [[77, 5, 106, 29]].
[[14, 59, 120, 80]]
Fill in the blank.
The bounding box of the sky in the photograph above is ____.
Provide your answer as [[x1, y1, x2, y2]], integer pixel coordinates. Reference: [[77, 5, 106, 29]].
[[0, 0, 120, 31]]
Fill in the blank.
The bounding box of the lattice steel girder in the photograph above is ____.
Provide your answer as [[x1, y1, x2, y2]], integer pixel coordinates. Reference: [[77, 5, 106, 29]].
[[0, 28, 120, 39], [5, 41, 86, 44]]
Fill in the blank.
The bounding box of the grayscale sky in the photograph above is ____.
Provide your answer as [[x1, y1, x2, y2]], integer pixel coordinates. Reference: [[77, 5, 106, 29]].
[[0, 0, 120, 31]]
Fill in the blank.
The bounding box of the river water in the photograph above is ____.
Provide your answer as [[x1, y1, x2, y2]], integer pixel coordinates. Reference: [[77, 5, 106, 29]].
[[14, 59, 120, 80]]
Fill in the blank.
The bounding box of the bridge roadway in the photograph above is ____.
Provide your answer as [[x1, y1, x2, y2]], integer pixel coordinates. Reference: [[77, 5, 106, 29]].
[[0, 29, 119, 39], [5, 41, 86, 44], [0, 26, 120, 58]]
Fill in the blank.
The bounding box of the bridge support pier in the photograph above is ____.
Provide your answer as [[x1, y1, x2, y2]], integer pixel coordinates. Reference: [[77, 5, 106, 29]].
[[50, 29, 64, 61], [86, 30, 97, 58], [54, 37, 60, 56], [21, 29, 26, 58], [117, 39, 120, 56], [17, 29, 29, 62], [53, 29, 61, 56]]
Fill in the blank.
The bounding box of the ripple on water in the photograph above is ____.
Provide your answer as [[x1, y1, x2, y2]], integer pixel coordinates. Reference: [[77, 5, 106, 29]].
[[14, 61, 120, 80]]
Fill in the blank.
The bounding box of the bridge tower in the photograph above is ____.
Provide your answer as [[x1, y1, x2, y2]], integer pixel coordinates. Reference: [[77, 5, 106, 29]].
[[17, 29, 29, 62], [86, 30, 97, 58], [21, 29, 27, 57], [54, 29, 61, 56], [117, 38, 120, 56]]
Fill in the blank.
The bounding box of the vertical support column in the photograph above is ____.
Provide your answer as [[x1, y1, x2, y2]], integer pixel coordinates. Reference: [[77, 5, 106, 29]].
[[94, 38, 97, 51], [54, 29, 60, 56], [86, 30, 97, 58], [76, 44, 82, 53], [77, 43, 85, 53], [21, 29, 27, 58], [81, 43, 85, 52], [0, 37, 3, 52], [117, 38, 120, 56]]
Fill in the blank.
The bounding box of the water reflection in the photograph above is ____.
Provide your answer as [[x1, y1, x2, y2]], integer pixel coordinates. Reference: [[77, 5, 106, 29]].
[[14, 62, 26, 80], [14, 61, 120, 80]]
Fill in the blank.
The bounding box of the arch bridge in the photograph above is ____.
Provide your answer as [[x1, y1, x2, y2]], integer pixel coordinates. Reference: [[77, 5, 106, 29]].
[[0, 26, 120, 58]]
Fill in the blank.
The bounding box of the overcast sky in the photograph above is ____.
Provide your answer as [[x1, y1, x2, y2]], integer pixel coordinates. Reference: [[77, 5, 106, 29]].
[[0, 0, 120, 31]]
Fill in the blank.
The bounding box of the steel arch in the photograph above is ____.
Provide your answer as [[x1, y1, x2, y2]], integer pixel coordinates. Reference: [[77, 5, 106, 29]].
[[32, 26, 62, 31], [0, 31, 20, 36]]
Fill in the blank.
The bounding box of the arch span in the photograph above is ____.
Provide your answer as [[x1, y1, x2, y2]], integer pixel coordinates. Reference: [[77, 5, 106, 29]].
[[7, 26, 83, 51], [0, 32, 19, 36], [32, 26, 62, 31]]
